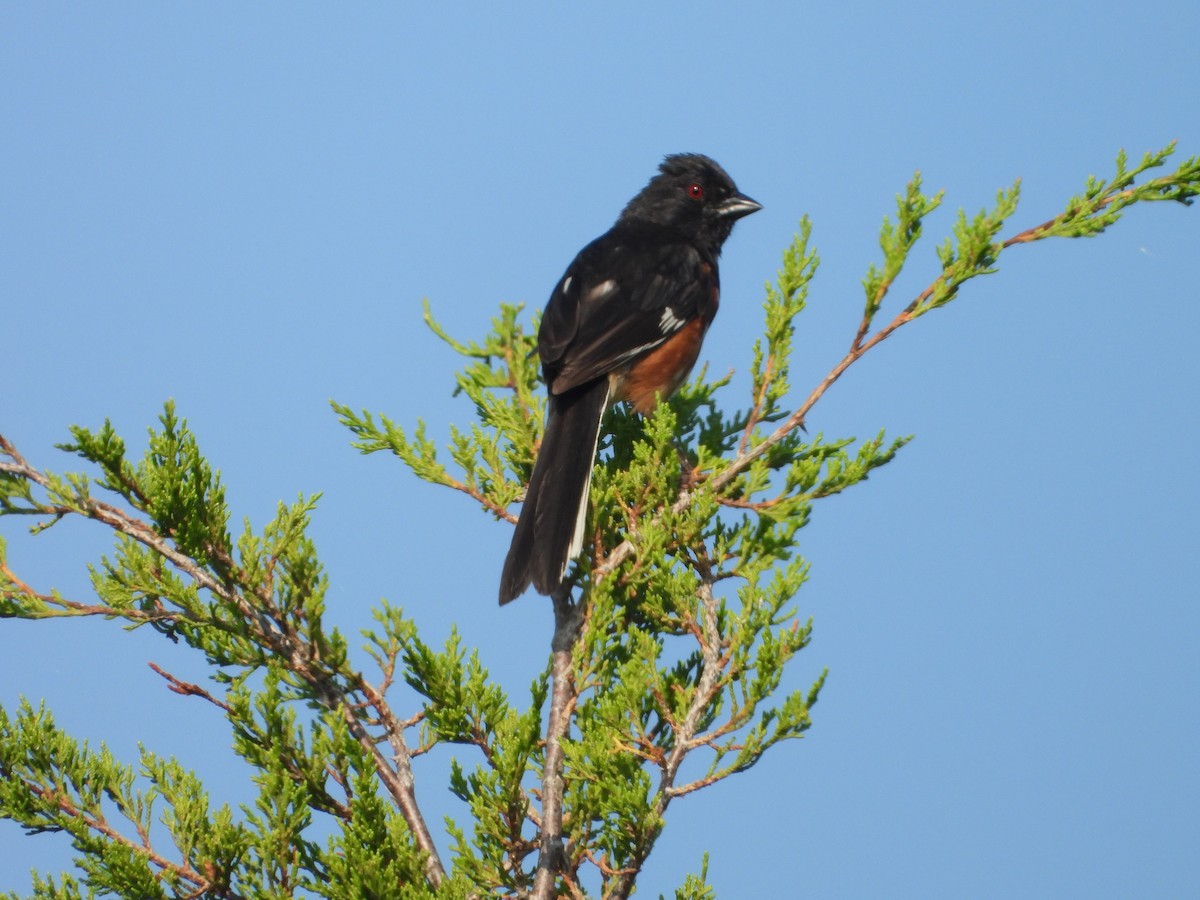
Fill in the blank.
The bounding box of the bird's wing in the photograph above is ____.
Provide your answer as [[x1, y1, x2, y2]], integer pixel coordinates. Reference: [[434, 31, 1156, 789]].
[[538, 233, 713, 395]]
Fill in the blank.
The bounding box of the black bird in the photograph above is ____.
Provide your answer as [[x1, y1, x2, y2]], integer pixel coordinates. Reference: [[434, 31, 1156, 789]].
[[499, 154, 761, 604]]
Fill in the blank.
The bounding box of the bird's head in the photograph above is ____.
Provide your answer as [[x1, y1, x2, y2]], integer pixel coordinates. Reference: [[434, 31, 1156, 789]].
[[619, 153, 761, 251]]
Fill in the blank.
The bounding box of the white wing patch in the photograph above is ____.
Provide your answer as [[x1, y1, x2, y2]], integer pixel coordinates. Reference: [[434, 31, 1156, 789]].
[[609, 338, 667, 367], [560, 275, 573, 295], [659, 306, 684, 333], [582, 278, 619, 304]]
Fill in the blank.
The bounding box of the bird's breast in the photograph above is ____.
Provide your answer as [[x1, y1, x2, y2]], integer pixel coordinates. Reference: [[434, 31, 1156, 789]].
[[611, 315, 710, 414]]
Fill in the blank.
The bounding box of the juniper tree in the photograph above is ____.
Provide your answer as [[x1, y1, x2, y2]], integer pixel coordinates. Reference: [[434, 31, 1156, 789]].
[[2, 144, 1197, 899]]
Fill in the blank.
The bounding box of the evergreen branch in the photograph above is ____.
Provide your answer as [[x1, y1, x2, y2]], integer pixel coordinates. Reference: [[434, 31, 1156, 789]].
[[331, 403, 518, 523], [595, 141, 1199, 585], [531, 588, 585, 900], [1, 434, 253, 625], [1, 555, 186, 625], [1002, 143, 1198, 245], [855, 175, 943, 351], [6, 141, 1195, 897], [251, 665, 445, 886], [608, 575, 725, 900], [0, 431, 448, 889], [0, 701, 244, 899], [739, 219, 816, 455], [18, 776, 226, 898], [147, 662, 234, 714]]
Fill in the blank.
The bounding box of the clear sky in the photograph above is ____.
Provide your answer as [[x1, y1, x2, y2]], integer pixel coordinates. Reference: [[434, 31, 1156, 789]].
[[3, 3, 1198, 897]]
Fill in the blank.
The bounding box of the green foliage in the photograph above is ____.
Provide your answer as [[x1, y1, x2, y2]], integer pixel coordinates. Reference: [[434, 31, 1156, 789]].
[[0, 700, 250, 899], [862, 175, 944, 327], [1, 142, 1197, 897], [60, 403, 233, 568], [669, 854, 715, 900], [747, 217, 818, 434], [1046, 143, 1200, 238], [332, 300, 541, 517]]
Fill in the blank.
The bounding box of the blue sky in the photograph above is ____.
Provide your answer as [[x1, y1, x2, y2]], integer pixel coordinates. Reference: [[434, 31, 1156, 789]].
[[2, 3, 1198, 897]]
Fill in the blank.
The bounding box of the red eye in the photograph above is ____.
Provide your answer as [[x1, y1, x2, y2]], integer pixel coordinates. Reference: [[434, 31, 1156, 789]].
[[687, 182, 704, 200]]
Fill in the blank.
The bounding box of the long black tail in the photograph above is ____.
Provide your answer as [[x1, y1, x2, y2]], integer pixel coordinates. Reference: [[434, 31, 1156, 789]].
[[499, 378, 610, 604]]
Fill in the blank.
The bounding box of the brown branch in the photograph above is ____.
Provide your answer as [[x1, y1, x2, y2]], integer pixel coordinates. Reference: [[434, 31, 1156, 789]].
[[716, 492, 789, 511], [531, 586, 584, 900], [1000, 179, 1150, 248], [308, 672, 445, 886], [738, 353, 775, 456], [20, 777, 241, 899], [559, 868, 589, 900], [148, 662, 233, 713], [608, 576, 727, 900], [852, 275, 893, 353], [663, 772, 724, 799], [585, 849, 638, 880], [1, 560, 187, 626], [0, 434, 37, 475], [593, 253, 930, 587], [443, 473, 517, 523], [0, 558, 38, 597]]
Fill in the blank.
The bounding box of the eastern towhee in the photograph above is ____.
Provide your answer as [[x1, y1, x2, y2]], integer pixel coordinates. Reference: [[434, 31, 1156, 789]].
[[499, 154, 760, 605]]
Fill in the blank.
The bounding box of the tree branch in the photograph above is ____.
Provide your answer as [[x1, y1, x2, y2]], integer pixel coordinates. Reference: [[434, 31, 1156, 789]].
[[591, 181, 1130, 585], [17, 775, 238, 899], [1, 435, 449, 888], [148, 661, 234, 713], [531, 586, 584, 900], [608, 576, 725, 900]]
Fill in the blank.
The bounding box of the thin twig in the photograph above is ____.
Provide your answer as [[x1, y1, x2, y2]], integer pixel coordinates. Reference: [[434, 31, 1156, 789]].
[[19, 776, 239, 899], [306, 672, 447, 885], [608, 575, 725, 900], [148, 662, 233, 713], [443, 473, 517, 522], [531, 586, 584, 900], [738, 353, 775, 456]]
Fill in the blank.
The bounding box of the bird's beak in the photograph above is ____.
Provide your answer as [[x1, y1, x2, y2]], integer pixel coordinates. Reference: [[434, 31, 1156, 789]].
[[717, 192, 762, 220]]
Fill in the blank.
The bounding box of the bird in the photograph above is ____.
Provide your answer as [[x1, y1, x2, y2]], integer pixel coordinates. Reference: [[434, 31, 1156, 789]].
[[499, 153, 761, 605]]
